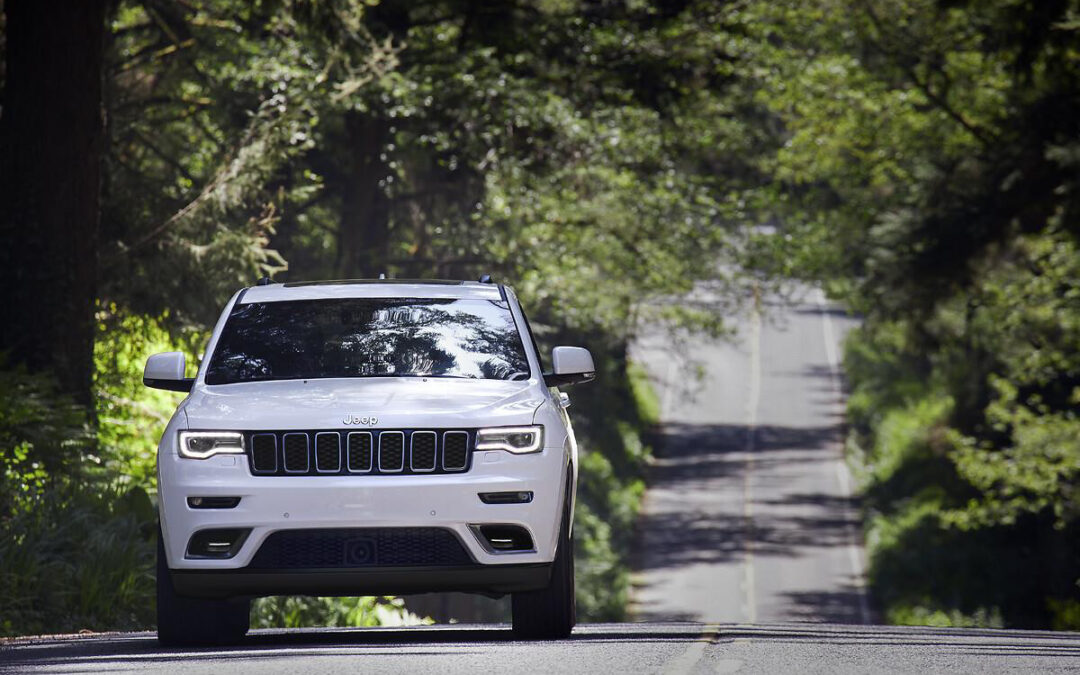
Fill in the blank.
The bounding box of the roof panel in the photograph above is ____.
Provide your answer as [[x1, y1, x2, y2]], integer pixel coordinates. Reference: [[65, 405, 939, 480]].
[[239, 280, 503, 304]]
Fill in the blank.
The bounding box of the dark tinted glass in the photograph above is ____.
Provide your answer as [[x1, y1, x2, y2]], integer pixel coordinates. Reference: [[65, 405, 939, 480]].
[[205, 298, 530, 384]]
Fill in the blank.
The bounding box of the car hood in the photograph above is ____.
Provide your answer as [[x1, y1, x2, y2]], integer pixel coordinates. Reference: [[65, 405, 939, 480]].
[[181, 378, 544, 431]]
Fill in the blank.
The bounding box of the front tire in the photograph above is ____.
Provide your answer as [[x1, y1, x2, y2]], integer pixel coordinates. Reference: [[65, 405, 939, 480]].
[[157, 529, 249, 646], [511, 482, 576, 639]]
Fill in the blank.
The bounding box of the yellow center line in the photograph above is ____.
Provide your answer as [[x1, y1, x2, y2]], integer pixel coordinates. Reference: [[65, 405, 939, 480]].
[[662, 623, 722, 675]]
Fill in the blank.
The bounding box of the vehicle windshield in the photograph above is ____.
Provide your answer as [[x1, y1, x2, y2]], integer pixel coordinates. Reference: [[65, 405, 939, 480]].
[[204, 297, 531, 384]]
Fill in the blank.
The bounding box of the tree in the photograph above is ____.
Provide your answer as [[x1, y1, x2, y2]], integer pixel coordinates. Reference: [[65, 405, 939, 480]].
[[0, 0, 109, 404], [745, 0, 1080, 627]]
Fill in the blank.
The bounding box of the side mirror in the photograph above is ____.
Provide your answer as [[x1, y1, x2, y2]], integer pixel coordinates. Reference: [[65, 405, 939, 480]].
[[544, 346, 596, 387], [144, 352, 194, 392]]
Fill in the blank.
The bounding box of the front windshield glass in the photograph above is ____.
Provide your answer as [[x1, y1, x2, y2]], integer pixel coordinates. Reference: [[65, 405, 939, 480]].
[[204, 297, 531, 384]]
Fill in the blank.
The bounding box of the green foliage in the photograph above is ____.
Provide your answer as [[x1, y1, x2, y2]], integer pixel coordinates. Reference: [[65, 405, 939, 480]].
[[93, 308, 206, 486], [865, 394, 955, 506], [0, 366, 157, 636], [12, 0, 1077, 636], [844, 314, 1079, 628], [0, 366, 94, 513], [8, 0, 742, 636], [573, 497, 627, 620], [945, 233, 1080, 530], [889, 604, 1005, 630], [569, 345, 653, 620], [102, 0, 393, 324], [251, 596, 425, 629], [92, 2, 746, 627], [1048, 598, 1080, 632], [626, 362, 661, 428], [751, 0, 1080, 629], [0, 485, 157, 637]]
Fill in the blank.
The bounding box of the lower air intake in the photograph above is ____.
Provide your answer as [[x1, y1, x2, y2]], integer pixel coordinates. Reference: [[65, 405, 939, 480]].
[[247, 528, 472, 569]]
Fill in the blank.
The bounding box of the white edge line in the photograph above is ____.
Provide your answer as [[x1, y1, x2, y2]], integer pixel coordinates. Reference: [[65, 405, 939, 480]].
[[743, 305, 762, 625], [816, 288, 872, 625]]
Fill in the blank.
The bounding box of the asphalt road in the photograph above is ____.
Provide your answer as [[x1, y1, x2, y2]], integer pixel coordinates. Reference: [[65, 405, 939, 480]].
[[4, 287, 1080, 673], [3, 623, 1080, 673], [629, 286, 868, 624]]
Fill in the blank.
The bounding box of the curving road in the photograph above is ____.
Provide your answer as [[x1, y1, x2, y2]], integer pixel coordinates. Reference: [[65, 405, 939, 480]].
[[629, 286, 868, 624], [4, 288, 1080, 673]]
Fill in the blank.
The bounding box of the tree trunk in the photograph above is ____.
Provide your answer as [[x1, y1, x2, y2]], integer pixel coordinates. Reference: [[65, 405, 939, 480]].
[[335, 111, 390, 278], [0, 0, 108, 405]]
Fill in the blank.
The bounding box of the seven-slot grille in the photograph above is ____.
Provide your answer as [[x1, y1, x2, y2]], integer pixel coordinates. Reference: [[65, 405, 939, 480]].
[[248, 430, 474, 476]]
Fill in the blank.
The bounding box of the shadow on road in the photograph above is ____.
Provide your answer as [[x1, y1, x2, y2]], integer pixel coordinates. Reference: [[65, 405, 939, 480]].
[[632, 423, 862, 570], [630, 420, 868, 623], [645, 423, 844, 483]]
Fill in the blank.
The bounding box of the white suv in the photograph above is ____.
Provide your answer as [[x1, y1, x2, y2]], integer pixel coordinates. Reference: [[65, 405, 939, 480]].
[[144, 278, 595, 645]]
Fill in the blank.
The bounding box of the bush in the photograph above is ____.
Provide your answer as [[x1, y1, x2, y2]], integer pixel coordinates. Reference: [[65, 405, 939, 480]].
[[251, 596, 424, 628], [0, 485, 156, 636], [0, 363, 157, 636], [569, 344, 654, 621], [93, 308, 205, 487], [845, 294, 1080, 629]]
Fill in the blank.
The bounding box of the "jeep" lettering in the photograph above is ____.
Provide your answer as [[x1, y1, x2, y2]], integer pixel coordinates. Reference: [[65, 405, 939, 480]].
[[342, 415, 378, 426]]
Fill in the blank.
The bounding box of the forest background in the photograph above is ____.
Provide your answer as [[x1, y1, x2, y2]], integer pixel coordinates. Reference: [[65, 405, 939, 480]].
[[1, 0, 1077, 634]]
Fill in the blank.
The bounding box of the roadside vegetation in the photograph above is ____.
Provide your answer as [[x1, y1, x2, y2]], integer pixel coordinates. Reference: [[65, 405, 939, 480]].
[[2, 0, 1077, 635], [0, 0, 737, 634], [747, 0, 1080, 628]]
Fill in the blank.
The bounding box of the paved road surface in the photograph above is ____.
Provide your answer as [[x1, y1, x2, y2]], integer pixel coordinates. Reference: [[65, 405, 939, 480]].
[[5, 287, 1080, 673], [629, 286, 866, 623], [3, 623, 1079, 673]]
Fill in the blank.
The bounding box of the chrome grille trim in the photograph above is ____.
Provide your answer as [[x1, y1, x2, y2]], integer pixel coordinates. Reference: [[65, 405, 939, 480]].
[[314, 432, 341, 473], [245, 430, 474, 476], [442, 431, 469, 471], [346, 431, 373, 474], [378, 431, 406, 473], [409, 431, 437, 473], [251, 433, 278, 474], [282, 433, 310, 473]]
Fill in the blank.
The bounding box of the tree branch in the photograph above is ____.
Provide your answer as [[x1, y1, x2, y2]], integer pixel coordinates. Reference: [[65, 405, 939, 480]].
[[129, 129, 198, 184], [857, 0, 997, 147]]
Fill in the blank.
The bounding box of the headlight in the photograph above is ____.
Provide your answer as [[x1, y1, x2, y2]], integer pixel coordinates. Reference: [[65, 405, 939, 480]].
[[178, 431, 245, 459], [475, 426, 543, 454]]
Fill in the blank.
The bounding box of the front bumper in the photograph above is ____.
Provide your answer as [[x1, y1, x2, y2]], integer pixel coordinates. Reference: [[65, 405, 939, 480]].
[[159, 442, 569, 576], [171, 563, 552, 599]]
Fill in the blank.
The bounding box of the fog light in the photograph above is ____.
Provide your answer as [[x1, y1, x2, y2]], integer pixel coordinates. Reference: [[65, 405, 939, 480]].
[[186, 528, 251, 559], [478, 491, 534, 504], [471, 524, 534, 552], [187, 496, 241, 509]]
